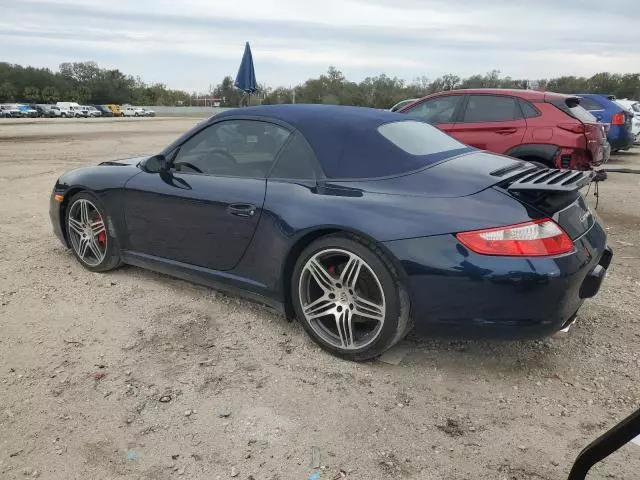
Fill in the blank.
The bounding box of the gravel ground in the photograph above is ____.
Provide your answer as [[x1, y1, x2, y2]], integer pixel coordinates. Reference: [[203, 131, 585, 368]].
[[0, 117, 639, 480]]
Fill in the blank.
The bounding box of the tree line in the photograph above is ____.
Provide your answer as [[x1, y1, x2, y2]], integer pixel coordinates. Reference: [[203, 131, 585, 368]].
[[2, 61, 640, 108], [0, 61, 191, 105], [261, 67, 640, 108]]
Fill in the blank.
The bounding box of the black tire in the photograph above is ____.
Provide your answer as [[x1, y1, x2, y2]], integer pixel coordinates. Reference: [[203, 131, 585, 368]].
[[291, 234, 410, 361], [65, 191, 122, 273]]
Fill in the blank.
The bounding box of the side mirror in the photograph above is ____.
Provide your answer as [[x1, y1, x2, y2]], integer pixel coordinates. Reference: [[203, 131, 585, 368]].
[[142, 154, 169, 173]]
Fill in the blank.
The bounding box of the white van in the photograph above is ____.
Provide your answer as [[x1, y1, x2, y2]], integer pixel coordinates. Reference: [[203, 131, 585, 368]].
[[121, 105, 146, 117], [56, 101, 80, 110], [56, 102, 79, 118]]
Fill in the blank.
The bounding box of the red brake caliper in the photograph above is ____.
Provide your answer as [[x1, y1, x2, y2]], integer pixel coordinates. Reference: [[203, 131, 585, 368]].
[[96, 214, 106, 244]]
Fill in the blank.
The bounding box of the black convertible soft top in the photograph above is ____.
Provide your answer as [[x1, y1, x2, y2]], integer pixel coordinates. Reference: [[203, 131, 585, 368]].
[[214, 104, 472, 179]]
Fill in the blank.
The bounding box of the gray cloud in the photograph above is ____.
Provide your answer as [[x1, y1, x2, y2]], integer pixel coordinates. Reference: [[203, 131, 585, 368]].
[[1, 0, 639, 91]]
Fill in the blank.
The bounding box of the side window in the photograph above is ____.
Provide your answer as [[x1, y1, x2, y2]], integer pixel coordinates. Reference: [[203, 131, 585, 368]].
[[173, 120, 290, 178], [403, 95, 463, 124], [519, 99, 541, 118], [462, 95, 522, 122], [270, 133, 323, 180], [579, 98, 604, 111]]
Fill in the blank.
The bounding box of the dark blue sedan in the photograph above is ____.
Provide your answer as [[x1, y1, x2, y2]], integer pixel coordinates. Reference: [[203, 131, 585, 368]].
[[49, 105, 612, 360]]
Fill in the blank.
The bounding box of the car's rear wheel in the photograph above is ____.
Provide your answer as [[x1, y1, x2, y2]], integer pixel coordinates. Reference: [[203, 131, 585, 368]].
[[292, 234, 410, 361], [65, 192, 121, 272]]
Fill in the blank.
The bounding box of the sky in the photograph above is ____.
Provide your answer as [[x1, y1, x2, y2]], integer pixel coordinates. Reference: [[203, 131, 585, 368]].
[[1, 0, 639, 92]]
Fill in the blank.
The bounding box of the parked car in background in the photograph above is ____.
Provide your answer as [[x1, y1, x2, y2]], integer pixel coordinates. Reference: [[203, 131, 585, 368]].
[[94, 105, 113, 117], [27, 104, 46, 117], [399, 89, 608, 170], [43, 105, 63, 117], [34, 104, 55, 117], [69, 105, 89, 118], [84, 106, 101, 117], [106, 104, 123, 116], [17, 104, 38, 117], [400, 89, 609, 170], [142, 108, 155, 117], [56, 101, 80, 110], [613, 98, 640, 143], [1, 104, 22, 117], [389, 98, 418, 112], [121, 105, 146, 117], [575, 94, 634, 152]]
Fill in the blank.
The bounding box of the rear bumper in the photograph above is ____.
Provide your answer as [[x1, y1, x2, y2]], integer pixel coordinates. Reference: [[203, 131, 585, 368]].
[[384, 222, 611, 339], [608, 127, 634, 150]]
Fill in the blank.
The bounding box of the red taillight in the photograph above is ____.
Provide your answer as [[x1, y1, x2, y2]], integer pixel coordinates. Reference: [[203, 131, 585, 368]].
[[557, 123, 585, 134], [611, 112, 625, 125], [456, 219, 574, 257]]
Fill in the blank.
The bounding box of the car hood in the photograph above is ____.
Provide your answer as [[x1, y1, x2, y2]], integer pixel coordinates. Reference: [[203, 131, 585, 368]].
[[331, 151, 526, 198]]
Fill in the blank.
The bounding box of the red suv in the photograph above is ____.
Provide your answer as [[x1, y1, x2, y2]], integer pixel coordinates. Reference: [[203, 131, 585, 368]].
[[399, 89, 609, 170]]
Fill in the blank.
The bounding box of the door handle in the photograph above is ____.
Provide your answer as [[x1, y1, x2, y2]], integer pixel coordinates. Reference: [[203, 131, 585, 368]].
[[495, 128, 518, 135], [227, 203, 256, 217]]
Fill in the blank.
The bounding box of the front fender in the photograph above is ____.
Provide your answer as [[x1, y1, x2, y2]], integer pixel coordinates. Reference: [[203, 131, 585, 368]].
[[51, 164, 141, 249]]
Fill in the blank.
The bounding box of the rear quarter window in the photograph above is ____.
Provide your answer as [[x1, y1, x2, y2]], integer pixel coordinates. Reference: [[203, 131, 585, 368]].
[[519, 99, 541, 118], [378, 120, 466, 155]]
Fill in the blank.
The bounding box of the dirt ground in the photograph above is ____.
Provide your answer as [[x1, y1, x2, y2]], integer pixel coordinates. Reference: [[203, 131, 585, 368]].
[[0, 117, 639, 480]]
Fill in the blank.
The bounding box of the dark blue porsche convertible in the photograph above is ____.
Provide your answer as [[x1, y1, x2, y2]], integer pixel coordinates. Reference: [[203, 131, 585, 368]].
[[49, 105, 612, 360]]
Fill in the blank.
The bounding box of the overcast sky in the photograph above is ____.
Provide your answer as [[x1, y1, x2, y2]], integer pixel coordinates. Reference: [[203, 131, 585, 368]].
[[1, 0, 639, 92]]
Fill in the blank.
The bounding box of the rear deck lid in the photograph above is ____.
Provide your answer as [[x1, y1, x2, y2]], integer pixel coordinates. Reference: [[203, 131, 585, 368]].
[[490, 162, 596, 239]]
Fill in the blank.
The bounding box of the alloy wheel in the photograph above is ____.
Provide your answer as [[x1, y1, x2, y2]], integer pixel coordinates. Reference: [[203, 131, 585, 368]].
[[67, 199, 107, 266], [298, 248, 386, 350]]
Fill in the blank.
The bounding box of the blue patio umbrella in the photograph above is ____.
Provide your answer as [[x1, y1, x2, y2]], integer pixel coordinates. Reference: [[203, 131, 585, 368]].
[[234, 42, 257, 94]]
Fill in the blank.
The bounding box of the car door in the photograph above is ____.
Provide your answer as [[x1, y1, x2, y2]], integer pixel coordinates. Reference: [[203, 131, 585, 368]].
[[400, 94, 465, 134], [449, 94, 527, 153], [123, 119, 291, 272]]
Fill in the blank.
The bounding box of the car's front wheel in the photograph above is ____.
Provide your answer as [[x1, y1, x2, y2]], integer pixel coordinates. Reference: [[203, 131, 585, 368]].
[[65, 192, 121, 272], [292, 234, 410, 361]]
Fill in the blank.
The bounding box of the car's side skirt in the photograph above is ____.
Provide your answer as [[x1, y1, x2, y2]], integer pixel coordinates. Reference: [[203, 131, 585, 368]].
[[122, 250, 285, 314]]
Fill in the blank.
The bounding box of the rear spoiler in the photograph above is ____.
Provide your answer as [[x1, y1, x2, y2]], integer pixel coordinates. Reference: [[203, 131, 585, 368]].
[[491, 163, 595, 193]]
